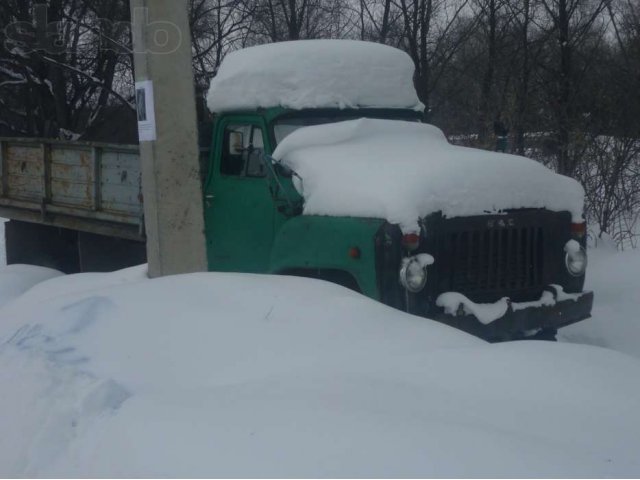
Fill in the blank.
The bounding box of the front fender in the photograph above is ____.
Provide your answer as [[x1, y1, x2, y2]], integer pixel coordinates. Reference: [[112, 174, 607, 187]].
[[269, 215, 384, 299]]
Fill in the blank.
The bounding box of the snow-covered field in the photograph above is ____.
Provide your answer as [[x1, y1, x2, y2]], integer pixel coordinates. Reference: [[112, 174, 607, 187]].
[[0, 245, 639, 476], [559, 244, 640, 359]]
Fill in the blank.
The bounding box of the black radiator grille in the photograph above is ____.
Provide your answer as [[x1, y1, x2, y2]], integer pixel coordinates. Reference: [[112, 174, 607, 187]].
[[448, 225, 545, 299]]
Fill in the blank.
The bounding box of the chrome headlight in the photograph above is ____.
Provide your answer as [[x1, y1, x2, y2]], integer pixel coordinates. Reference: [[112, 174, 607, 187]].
[[399, 257, 428, 292], [565, 246, 588, 277]]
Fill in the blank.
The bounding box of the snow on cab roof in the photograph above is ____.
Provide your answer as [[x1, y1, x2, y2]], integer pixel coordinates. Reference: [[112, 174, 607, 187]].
[[206, 40, 424, 113]]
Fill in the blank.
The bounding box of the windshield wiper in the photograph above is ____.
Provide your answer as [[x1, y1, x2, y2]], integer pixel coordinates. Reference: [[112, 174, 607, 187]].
[[261, 154, 303, 215]]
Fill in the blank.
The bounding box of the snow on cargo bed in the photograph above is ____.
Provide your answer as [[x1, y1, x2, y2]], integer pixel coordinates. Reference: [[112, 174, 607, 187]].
[[273, 118, 585, 233], [207, 40, 423, 113], [1, 268, 640, 476]]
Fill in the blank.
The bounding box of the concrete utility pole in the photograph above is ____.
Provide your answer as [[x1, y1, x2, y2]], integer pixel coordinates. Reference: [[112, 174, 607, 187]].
[[129, 0, 208, 277]]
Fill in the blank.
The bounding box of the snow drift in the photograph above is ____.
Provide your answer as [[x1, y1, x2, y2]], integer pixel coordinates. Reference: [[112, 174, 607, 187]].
[[1, 267, 640, 477], [207, 40, 423, 113], [0, 264, 62, 308], [273, 118, 585, 233], [560, 245, 640, 359]]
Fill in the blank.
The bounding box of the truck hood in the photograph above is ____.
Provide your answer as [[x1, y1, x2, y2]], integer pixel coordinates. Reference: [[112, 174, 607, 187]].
[[272, 119, 585, 234]]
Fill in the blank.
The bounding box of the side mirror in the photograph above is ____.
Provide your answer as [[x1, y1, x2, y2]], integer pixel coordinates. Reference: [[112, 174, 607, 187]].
[[228, 131, 244, 155]]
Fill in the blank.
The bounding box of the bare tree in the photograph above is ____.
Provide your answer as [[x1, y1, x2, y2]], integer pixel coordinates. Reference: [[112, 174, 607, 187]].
[[0, 0, 134, 138], [536, 0, 611, 176], [472, 0, 514, 146], [574, 0, 640, 248], [395, 0, 475, 119], [249, 0, 351, 42], [578, 136, 640, 248], [356, 0, 403, 44], [508, 0, 544, 155], [189, 0, 254, 96]]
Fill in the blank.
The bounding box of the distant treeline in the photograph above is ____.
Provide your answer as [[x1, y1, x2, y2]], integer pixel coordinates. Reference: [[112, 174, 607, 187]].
[[1, 0, 639, 244]]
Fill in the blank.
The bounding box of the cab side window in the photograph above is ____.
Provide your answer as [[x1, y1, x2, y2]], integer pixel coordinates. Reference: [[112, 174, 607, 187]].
[[220, 124, 266, 177], [246, 127, 266, 177]]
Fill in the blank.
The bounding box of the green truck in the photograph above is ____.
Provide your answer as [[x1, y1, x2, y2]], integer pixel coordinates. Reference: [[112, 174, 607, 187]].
[[0, 40, 592, 341]]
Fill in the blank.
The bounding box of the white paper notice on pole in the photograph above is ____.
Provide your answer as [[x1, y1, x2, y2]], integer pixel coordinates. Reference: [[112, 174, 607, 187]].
[[135, 80, 157, 142]]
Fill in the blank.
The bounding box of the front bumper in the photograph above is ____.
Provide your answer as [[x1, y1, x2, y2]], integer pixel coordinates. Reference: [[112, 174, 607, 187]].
[[431, 290, 594, 341]]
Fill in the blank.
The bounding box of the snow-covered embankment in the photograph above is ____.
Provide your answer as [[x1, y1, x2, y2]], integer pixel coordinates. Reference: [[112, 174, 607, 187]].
[[0, 265, 639, 476]]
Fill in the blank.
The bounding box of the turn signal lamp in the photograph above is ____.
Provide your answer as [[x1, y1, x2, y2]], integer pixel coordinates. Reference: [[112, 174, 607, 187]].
[[571, 222, 586, 239], [402, 233, 420, 251]]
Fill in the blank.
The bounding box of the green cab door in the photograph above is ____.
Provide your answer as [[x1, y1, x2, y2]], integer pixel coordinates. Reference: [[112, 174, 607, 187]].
[[204, 116, 275, 272]]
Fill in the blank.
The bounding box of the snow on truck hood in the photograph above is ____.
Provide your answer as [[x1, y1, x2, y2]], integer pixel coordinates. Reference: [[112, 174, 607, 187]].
[[207, 40, 423, 112], [272, 119, 585, 233]]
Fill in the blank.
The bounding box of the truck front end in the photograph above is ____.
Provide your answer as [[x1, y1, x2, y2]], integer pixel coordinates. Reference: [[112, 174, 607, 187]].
[[269, 116, 593, 342], [207, 40, 593, 341], [376, 210, 592, 341]]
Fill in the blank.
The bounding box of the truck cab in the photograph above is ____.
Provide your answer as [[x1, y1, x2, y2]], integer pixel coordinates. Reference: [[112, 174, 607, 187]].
[[204, 107, 420, 277]]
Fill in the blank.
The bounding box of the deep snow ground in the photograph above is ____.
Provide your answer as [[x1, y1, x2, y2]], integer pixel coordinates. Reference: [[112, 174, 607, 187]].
[[1, 269, 640, 477], [559, 243, 640, 358]]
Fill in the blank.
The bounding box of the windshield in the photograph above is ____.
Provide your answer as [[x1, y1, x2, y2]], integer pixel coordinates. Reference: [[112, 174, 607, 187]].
[[272, 111, 421, 145]]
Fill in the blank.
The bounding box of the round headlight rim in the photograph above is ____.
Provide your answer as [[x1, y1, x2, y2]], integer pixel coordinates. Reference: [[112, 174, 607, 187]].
[[399, 257, 428, 293], [565, 246, 588, 277]]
